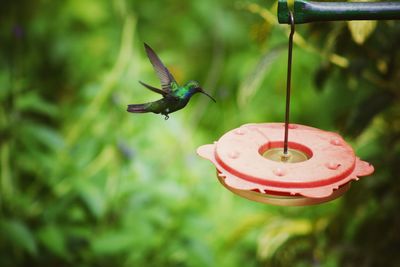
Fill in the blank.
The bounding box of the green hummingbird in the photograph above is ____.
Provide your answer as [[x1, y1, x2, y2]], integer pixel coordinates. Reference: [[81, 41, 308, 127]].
[[127, 43, 216, 120]]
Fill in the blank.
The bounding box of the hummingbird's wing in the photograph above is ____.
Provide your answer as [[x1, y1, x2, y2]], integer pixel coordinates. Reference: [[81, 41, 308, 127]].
[[144, 43, 177, 93], [139, 81, 168, 97]]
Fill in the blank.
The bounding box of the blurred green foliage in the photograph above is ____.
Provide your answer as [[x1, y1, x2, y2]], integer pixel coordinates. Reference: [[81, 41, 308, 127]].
[[1, 0, 399, 266]]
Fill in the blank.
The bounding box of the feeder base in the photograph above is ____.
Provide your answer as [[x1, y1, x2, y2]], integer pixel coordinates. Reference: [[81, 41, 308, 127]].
[[217, 171, 351, 206]]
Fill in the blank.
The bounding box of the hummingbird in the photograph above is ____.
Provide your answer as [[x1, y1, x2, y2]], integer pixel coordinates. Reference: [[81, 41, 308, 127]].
[[127, 43, 216, 120]]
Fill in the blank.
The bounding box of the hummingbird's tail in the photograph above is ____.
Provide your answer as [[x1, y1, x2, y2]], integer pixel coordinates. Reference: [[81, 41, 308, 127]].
[[127, 103, 150, 113]]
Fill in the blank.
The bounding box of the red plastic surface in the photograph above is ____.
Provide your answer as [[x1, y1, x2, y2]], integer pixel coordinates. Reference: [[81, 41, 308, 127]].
[[197, 123, 374, 203]]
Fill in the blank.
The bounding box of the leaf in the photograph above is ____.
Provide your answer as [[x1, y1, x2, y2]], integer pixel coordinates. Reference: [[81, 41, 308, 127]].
[[0, 219, 38, 256], [67, 0, 108, 26], [347, 20, 377, 45], [79, 184, 106, 219], [257, 218, 312, 260], [314, 63, 332, 91], [237, 46, 283, 107], [91, 231, 136, 255], [22, 123, 64, 151], [345, 91, 394, 137], [15, 92, 58, 117], [37, 225, 69, 259]]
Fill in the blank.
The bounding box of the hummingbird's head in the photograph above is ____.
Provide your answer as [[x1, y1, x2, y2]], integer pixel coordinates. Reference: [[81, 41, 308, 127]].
[[186, 80, 216, 102]]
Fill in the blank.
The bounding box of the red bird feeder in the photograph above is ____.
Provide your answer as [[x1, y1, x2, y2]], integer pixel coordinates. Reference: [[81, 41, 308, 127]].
[[196, 4, 377, 206], [197, 123, 374, 206]]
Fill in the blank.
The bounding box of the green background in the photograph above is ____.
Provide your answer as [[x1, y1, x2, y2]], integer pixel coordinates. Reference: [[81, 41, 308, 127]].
[[1, 0, 399, 266]]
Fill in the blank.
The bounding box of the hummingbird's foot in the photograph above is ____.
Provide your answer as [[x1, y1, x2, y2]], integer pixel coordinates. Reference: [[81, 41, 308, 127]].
[[164, 114, 169, 120]]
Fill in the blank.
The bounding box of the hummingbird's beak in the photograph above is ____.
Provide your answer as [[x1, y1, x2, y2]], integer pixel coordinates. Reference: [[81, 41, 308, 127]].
[[199, 88, 216, 103]]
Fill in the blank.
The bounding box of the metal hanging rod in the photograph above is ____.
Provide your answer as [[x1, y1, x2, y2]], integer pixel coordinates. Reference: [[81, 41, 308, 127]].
[[278, 0, 400, 24], [283, 12, 295, 157]]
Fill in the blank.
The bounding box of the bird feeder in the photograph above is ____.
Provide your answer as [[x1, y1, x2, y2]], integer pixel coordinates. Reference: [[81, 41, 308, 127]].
[[197, 123, 373, 206], [197, 0, 400, 206]]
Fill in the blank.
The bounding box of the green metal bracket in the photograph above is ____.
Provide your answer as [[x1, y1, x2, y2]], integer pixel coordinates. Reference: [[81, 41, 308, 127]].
[[278, 0, 400, 24]]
